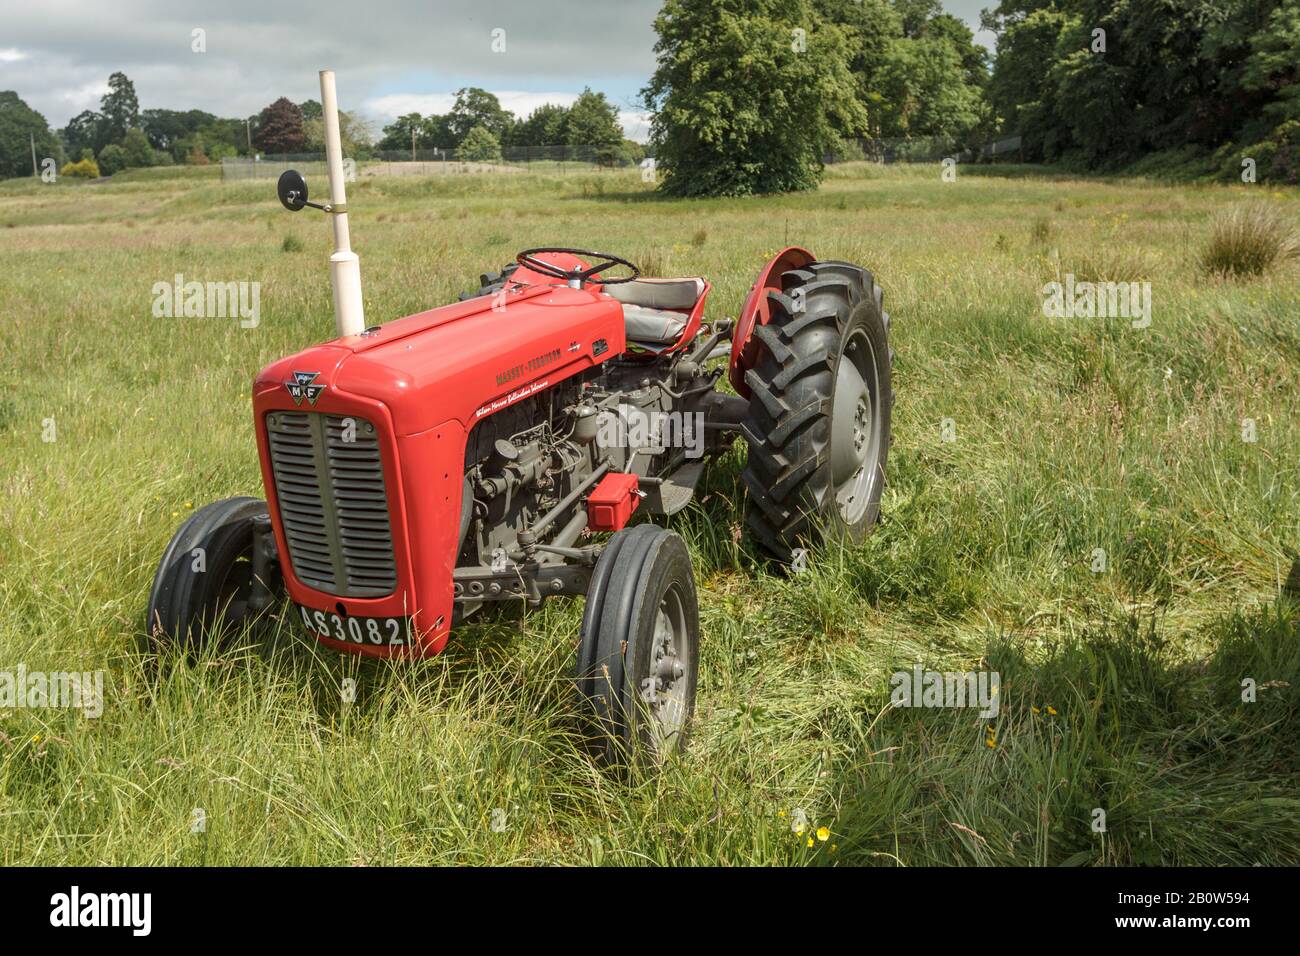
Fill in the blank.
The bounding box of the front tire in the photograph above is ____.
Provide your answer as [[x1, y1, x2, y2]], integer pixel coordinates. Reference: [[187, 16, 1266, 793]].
[[740, 261, 892, 562], [576, 525, 700, 764], [145, 496, 280, 648]]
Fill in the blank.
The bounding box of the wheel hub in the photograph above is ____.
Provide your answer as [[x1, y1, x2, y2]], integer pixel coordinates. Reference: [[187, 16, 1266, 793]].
[[642, 610, 683, 703], [830, 330, 881, 525]]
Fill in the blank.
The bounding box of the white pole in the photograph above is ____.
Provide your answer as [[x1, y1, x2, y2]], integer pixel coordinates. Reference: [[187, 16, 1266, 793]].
[[319, 69, 365, 337]]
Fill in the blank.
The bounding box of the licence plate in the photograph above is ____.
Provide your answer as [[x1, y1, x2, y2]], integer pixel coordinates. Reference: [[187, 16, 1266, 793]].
[[296, 604, 407, 647]]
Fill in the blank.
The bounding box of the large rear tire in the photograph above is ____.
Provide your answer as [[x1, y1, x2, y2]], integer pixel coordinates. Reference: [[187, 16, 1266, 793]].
[[576, 524, 700, 765], [145, 496, 281, 648], [740, 261, 892, 563]]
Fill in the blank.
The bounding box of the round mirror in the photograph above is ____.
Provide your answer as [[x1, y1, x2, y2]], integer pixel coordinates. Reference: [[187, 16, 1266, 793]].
[[277, 169, 308, 211]]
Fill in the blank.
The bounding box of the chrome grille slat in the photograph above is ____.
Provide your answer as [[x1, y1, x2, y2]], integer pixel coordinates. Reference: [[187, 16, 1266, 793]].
[[265, 411, 397, 598]]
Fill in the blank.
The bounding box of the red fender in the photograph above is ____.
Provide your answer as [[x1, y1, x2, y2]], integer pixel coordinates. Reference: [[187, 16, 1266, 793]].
[[728, 246, 815, 398]]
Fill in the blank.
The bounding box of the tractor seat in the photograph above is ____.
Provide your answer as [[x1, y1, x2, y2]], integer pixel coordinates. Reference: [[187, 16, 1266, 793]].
[[603, 277, 704, 345]]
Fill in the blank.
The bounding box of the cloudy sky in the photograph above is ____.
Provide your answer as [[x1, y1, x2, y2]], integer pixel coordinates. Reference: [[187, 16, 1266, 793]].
[[0, 0, 993, 142]]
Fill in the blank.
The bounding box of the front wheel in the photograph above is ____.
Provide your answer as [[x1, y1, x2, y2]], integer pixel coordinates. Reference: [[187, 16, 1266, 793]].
[[576, 524, 700, 765], [145, 496, 281, 648]]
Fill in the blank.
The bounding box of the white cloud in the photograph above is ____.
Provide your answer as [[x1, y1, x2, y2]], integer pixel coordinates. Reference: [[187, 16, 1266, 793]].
[[0, 47, 28, 62], [619, 111, 651, 144], [59, 79, 110, 112]]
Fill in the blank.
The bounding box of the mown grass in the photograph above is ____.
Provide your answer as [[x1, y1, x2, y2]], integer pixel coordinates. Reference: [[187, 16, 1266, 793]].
[[0, 163, 1297, 865]]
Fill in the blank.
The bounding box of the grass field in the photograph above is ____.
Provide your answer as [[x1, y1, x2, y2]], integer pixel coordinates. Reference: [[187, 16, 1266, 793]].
[[1, 163, 1297, 865]]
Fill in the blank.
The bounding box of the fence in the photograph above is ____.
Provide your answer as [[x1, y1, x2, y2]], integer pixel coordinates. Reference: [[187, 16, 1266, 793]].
[[825, 135, 1024, 165], [221, 135, 1025, 181], [222, 144, 643, 181]]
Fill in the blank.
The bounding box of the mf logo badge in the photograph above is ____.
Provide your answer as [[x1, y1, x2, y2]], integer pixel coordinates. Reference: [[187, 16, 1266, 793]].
[[285, 371, 326, 406]]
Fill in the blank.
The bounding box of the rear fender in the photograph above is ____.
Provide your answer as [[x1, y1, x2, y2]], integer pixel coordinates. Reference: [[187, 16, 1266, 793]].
[[728, 247, 815, 397]]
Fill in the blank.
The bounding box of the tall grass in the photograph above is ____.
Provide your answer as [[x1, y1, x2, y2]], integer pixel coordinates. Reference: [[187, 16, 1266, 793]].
[[1200, 202, 1299, 277]]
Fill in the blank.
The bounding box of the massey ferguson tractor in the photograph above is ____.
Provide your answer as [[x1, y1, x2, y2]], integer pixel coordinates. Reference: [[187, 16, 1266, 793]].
[[145, 72, 892, 763]]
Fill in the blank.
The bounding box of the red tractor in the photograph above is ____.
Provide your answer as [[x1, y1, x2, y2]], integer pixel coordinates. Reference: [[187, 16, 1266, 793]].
[[146, 161, 892, 762]]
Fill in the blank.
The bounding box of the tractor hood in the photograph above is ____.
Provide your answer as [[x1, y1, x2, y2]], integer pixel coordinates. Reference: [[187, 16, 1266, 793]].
[[253, 283, 626, 436]]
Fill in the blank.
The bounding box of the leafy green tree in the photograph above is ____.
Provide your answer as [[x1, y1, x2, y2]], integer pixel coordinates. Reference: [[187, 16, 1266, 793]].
[[892, 0, 942, 37], [983, 0, 1300, 177], [141, 108, 218, 151], [97, 143, 127, 175], [814, 0, 903, 137], [100, 72, 139, 143], [458, 124, 503, 162], [874, 19, 990, 145], [377, 112, 424, 151], [565, 88, 622, 148], [299, 99, 323, 121], [122, 127, 154, 167], [0, 91, 60, 178], [447, 88, 512, 144], [1242, 0, 1300, 124], [515, 103, 570, 146], [422, 114, 454, 147], [644, 0, 868, 196], [61, 110, 110, 158]]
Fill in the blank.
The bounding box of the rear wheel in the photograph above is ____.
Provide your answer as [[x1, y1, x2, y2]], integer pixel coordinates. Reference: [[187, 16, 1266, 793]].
[[576, 525, 700, 764], [145, 496, 281, 648], [741, 261, 893, 562]]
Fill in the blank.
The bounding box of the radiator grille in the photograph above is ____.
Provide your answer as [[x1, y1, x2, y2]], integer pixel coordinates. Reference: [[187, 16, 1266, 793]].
[[265, 411, 397, 597]]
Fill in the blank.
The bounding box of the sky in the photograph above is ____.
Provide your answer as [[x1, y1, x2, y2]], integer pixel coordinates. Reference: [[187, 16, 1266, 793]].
[[0, 0, 995, 143]]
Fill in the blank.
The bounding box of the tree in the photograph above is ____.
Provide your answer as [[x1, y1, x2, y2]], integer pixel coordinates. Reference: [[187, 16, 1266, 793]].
[[515, 103, 570, 146], [100, 72, 139, 144], [982, 0, 1299, 177], [61, 110, 110, 158], [299, 99, 323, 121], [141, 108, 218, 151], [447, 88, 512, 144], [97, 143, 127, 175], [891, 0, 942, 37], [377, 112, 427, 151], [458, 124, 503, 162], [302, 110, 374, 156], [252, 97, 306, 154], [873, 21, 990, 146], [644, 0, 868, 196], [565, 88, 623, 152], [122, 127, 155, 167], [0, 91, 60, 178]]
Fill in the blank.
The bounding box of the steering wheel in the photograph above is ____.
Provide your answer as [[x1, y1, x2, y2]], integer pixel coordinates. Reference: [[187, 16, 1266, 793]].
[[516, 247, 640, 286]]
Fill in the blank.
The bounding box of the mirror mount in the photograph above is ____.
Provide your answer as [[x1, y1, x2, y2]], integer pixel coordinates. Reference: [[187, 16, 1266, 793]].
[[277, 169, 337, 214]]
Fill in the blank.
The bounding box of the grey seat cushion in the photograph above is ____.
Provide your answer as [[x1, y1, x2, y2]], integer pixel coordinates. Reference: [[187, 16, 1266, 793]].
[[622, 304, 687, 344], [604, 277, 704, 310], [604, 277, 703, 345]]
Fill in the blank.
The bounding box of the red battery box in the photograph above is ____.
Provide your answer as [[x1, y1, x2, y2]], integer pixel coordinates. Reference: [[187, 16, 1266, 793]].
[[586, 473, 641, 532]]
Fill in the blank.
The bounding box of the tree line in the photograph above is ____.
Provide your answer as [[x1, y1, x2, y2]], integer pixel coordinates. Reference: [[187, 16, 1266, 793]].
[[371, 86, 640, 164], [2, 0, 1295, 186], [0, 73, 637, 179], [645, 0, 1299, 194]]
